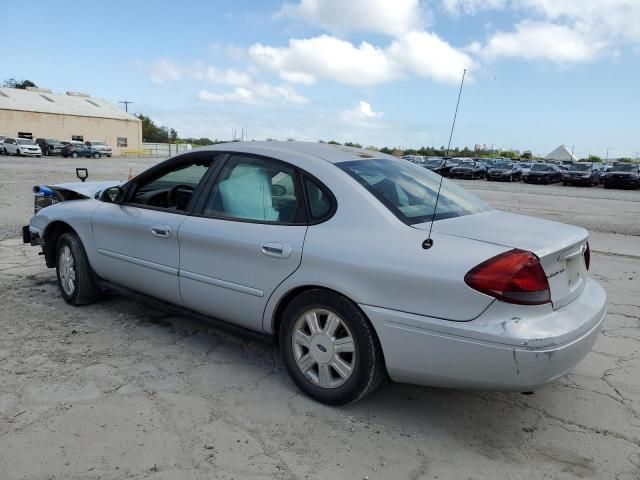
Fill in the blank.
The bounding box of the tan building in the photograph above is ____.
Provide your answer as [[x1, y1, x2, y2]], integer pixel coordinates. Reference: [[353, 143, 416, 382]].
[[0, 86, 141, 156]]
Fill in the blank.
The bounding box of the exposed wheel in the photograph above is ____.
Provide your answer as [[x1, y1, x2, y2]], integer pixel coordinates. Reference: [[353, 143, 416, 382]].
[[93, 152, 100, 159], [280, 289, 385, 405], [56, 233, 99, 305], [16, 149, 21, 156], [71, 152, 78, 158]]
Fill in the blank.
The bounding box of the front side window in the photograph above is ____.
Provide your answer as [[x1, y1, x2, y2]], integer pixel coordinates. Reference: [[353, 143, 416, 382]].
[[129, 157, 213, 210], [203, 155, 303, 224], [338, 158, 492, 225]]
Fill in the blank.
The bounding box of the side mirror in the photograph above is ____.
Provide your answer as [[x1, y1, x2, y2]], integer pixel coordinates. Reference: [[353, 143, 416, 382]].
[[76, 168, 88, 182], [271, 184, 287, 197], [100, 186, 125, 203]]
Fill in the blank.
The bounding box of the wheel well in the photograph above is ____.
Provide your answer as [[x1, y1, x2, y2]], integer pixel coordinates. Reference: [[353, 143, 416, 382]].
[[43, 221, 75, 268]]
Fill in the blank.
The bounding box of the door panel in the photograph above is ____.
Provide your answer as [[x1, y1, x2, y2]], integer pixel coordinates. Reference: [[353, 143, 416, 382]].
[[91, 203, 186, 305], [178, 217, 306, 330]]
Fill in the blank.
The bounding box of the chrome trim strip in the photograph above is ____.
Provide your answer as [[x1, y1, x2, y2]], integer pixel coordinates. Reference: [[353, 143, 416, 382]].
[[97, 248, 178, 275], [180, 270, 264, 297]]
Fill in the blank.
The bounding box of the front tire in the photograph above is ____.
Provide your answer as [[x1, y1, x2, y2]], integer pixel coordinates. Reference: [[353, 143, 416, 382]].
[[93, 152, 100, 159], [280, 290, 385, 405], [56, 233, 99, 305], [71, 152, 78, 158]]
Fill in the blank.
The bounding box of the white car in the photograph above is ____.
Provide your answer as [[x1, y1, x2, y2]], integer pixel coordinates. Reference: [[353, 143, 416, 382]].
[[85, 141, 112, 157], [3, 137, 42, 157], [24, 142, 606, 405], [0, 135, 6, 154]]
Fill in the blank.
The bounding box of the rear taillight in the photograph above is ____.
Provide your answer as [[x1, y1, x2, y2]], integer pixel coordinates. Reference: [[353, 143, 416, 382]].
[[584, 242, 590, 270], [464, 249, 551, 305]]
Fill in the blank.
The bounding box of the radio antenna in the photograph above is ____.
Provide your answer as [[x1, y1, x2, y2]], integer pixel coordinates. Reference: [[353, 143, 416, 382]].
[[423, 68, 467, 250]]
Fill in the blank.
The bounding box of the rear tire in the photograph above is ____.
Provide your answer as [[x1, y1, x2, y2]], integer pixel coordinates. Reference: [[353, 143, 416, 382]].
[[93, 152, 100, 159], [56, 233, 99, 305], [71, 152, 78, 158], [280, 289, 385, 405]]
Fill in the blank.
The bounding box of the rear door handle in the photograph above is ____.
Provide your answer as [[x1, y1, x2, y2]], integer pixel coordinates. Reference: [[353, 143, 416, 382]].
[[151, 224, 171, 238], [261, 242, 292, 259]]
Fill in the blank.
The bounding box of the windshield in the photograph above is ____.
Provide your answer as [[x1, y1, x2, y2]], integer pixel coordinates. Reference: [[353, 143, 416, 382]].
[[531, 164, 552, 172], [569, 164, 592, 171], [337, 158, 492, 225], [520, 163, 532, 168], [611, 163, 636, 172], [92, 141, 106, 146], [47, 139, 60, 143], [494, 162, 512, 169], [425, 159, 443, 167], [458, 161, 475, 167], [17, 139, 35, 145]]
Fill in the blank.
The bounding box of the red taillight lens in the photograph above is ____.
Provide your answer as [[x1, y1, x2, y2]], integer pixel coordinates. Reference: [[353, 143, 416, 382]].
[[464, 249, 551, 305], [584, 242, 590, 270]]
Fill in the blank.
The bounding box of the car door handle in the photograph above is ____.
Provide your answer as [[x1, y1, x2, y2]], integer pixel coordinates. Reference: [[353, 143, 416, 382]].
[[151, 224, 171, 238], [261, 242, 292, 259]]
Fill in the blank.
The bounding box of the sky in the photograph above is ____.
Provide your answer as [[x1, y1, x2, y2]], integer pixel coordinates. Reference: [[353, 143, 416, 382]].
[[2, 0, 639, 158]]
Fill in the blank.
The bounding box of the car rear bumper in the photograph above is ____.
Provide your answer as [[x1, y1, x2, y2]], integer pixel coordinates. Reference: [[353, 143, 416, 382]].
[[362, 278, 606, 390], [604, 178, 639, 188]]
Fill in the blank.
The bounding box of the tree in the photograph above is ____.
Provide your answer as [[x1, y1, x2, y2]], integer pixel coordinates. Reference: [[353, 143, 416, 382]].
[[327, 140, 341, 145], [2, 78, 37, 89], [500, 150, 518, 159], [344, 141, 362, 148], [136, 113, 171, 143]]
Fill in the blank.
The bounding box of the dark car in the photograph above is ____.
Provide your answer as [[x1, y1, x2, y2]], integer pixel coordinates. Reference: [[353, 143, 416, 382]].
[[486, 161, 522, 182], [422, 157, 447, 175], [562, 163, 600, 186], [62, 143, 101, 158], [36, 138, 65, 156], [603, 163, 640, 189], [449, 160, 486, 179], [522, 163, 562, 184]]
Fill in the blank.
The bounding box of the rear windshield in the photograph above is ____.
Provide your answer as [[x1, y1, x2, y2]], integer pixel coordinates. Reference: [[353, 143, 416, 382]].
[[531, 164, 552, 172], [337, 158, 492, 225]]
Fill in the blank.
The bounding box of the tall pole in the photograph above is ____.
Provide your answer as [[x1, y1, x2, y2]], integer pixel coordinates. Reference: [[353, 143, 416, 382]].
[[119, 101, 133, 112]]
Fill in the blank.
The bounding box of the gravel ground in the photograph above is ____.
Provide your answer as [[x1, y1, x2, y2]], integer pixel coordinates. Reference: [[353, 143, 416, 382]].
[[0, 155, 639, 479]]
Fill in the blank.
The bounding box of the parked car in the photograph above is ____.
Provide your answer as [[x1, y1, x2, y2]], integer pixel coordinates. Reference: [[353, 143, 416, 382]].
[[36, 138, 65, 156], [85, 141, 112, 157], [62, 143, 101, 158], [522, 163, 562, 184], [449, 160, 486, 179], [486, 161, 522, 182], [0, 135, 6, 154], [562, 163, 600, 186], [603, 163, 640, 189], [422, 157, 447, 175], [519, 162, 533, 174], [3, 137, 42, 157], [599, 165, 612, 184], [23, 142, 606, 405], [439, 159, 461, 177]]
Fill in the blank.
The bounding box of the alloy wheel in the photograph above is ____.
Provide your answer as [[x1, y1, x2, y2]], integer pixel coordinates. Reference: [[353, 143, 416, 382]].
[[58, 245, 76, 296], [291, 308, 356, 389]]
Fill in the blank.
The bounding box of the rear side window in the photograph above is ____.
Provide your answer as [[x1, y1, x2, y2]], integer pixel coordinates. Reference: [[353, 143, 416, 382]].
[[305, 178, 332, 221]]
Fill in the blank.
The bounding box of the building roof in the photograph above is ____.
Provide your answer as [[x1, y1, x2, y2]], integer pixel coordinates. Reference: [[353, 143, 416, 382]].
[[545, 145, 577, 161], [201, 141, 395, 164], [0, 87, 139, 122]]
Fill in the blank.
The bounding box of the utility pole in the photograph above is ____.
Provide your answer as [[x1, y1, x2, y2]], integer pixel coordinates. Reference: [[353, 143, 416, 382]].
[[119, 101, 133, 112]]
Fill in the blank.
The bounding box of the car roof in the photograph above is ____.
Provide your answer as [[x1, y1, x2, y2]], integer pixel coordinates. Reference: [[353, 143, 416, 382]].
[[198, 141, 395, 165]]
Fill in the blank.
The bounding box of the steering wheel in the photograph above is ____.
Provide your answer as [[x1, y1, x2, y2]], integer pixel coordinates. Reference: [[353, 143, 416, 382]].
[[167, 184, 195, 209]]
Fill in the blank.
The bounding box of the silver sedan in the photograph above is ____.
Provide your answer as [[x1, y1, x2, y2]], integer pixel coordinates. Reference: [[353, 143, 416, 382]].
[[25, 142, 606, 405]]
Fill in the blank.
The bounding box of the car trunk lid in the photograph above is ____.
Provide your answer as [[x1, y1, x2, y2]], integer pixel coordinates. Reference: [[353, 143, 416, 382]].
[[414, 210, 589, 309]]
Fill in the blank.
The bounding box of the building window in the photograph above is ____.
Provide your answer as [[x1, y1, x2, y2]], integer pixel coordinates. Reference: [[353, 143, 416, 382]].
[[18, 132, 33, 139], [72, 135, 84, 142], [117, 137, 128, 147]]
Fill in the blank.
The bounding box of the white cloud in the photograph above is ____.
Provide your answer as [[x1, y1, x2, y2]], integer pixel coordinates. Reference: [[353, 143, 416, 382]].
[[249, 35, 397, 87], [249, 33, 472, 86], [198, 83, 308, 105], [445, 0, 640, 63], [388, 31, 475, 83], [150, 59, 182, 84], [279, 0, 423, 37], [191, 64, 252, 86], [469, 21, 604, 63], [340, 101, 383, 124]]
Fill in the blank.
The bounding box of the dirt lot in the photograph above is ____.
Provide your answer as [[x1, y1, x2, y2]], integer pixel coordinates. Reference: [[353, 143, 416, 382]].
[[0, 155, 639, 479]]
